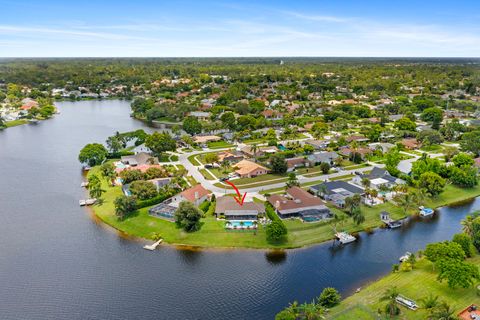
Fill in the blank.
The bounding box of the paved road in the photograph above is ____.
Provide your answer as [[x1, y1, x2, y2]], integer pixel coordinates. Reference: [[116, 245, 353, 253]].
[[167, 144, 445, 198]]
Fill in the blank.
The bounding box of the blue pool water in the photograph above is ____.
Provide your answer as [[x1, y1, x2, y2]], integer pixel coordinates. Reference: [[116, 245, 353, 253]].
[[115, 161, 127, 169], [278, 144, 287, 151], [228, 220, 255, 227]]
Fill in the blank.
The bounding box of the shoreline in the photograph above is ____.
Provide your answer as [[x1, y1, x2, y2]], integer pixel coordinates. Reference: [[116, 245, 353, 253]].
[[86, 185, 480, 251]]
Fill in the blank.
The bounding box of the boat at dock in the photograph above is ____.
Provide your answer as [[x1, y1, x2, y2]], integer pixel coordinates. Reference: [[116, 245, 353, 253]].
[[28, 119, 39, 124], [79, 198, 96, 206], [335, 232, 356, 244], [419, 206, 434, 217], [380, 211, 402, 228], [80, 181, 89, 187], [143, 239, 163, 251], [399, 251, 412, 262]]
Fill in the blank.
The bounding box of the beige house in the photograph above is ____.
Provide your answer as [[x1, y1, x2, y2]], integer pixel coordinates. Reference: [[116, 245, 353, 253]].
[[234, 160, 269, 178]]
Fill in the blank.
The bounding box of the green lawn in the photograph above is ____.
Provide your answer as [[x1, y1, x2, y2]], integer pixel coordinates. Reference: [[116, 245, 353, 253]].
[[187, 154, 202, 166], [199, 169, 216, 180], [206, 141, 235, 149], [5, 119, 28, 127], [328, 257, 480, 320], [231, 173, 288, 185]]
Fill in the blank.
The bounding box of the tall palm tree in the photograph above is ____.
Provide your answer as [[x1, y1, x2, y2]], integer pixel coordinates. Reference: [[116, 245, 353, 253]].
[[251, 143, 259, 161], [380, 287, 400, 317], [221, 160, 230, 174], [461, 215, 475, 237]]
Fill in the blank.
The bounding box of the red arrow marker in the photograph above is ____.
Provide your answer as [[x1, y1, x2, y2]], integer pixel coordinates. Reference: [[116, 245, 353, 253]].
[[224, 180, 246, 206]]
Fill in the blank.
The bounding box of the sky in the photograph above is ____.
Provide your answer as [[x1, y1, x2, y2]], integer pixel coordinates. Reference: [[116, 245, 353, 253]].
[[0, 0, 479, 57]]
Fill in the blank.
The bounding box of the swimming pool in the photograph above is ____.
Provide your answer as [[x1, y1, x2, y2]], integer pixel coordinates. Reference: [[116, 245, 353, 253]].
[[226, 220, 256, 229], [115, 161, 127, 169], [278, 144, 287, 151]]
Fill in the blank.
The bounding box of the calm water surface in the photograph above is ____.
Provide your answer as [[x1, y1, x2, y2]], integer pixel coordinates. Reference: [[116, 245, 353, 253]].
[[0, 100, 478, 320]]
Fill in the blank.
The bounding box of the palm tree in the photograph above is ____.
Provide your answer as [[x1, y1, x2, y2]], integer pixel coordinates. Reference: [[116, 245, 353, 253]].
[[380, 287, 400, 317], [221, 160, 230, 174], [361, 178, 371, 189], [430, 302, 455, 320], [251, 143, 259, 161], [420, 294, 439, 313], [461, 211, 480, 237], [352, 207, 365, 225], [284, 301, 300, 319]]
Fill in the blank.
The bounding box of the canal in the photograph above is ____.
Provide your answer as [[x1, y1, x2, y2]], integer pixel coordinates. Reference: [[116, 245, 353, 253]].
[[0, 100, 478, 320]]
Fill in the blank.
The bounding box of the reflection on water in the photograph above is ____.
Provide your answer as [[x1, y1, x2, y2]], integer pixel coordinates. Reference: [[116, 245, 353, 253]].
[[265, 250, 287, 265], [0, 100, 478, 320]]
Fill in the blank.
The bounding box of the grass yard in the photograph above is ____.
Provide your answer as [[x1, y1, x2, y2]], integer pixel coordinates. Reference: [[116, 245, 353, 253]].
[[328, 256, 480, 319], [5, 119, 28, 127], [199, 169, 216, 180], [187, 154, 202, 166], [206, 141, 235, 149]]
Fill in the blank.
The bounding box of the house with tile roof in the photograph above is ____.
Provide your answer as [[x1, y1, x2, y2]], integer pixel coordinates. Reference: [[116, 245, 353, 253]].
[[234, 160, 269, 178], [215, 196, 265, 220], [171, 184, 211, 207], [268, 187, 332, 220]]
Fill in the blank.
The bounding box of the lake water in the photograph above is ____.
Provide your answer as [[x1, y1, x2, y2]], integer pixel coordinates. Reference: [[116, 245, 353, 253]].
[[0, 100, 478, 320]]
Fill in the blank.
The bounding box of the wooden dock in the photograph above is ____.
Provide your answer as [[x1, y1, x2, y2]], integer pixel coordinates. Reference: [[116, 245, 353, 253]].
[[143, 239, 163, 251]]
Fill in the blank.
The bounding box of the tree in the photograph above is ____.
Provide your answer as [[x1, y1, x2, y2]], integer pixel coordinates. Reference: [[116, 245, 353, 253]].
[[106, 132, 126, 153], [145, 132, 176, 156], [418, 172, 445, 197], [449, 165, 478, 188], [344, 194, 361, 216], [0, 116, 4, 129], [129, 180, 158, 200], [285, 173, 300, 188], [384, 148, 401, 176], [317, 287, 341, 308], [204, 153, 219, 164], [220, 112, 236, 130], [380, 287, 400, 317], [100, 162, 116, 181], [319, 162, 330, 174], [452, 233, 475, 258], [182, 116, 202, 135], [270, 153, 288, 174], [420, 294, 439, 313], [461, 212, 480, 237], [87, 174, 105, 199], [429, 302, 456, 320], [418, 130, 443, 146], [452, 153, 474, 167], [394, 191, 422, 215], [471, 217, 480, 251], [119, 169, 146, 183], [424, 241, 465, 265], [251, 143, 259, 160], [460, 131, 480, 156], [351, 207, 365, 225], [174, 201, 203, 232], [437, 259, 480, 288], [145, 166, 167, 179], [114, 195, 137, 220], [395, 117, 416, 131], [78, 143, 108, 166], [266, 220, 288, 242], [421, 107, 444, 129]]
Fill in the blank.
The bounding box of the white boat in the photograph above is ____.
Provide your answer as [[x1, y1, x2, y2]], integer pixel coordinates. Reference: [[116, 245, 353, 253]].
[[79, 200, 86, 206], [335, 232, 356, 244], [399, 252, 412, 262], [85, 198, 97, 205], [395, 295, 418, 310], [80, 181, 89, 187], [419, 206, 434, 217]]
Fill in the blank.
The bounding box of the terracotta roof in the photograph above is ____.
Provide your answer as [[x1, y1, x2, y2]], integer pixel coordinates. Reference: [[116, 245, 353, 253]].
[[234, 160, 268, 175], [180, 184, 210, 202], [193, 135, 221, 143], [286, 157, 307, 168]]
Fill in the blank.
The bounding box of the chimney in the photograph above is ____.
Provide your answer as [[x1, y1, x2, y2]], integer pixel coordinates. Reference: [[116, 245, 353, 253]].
[[194, 192, 199, 200]]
